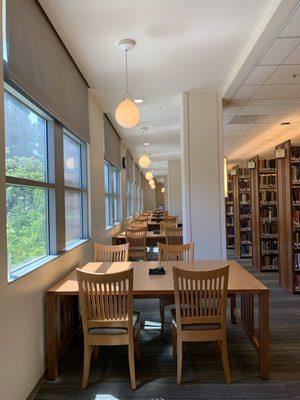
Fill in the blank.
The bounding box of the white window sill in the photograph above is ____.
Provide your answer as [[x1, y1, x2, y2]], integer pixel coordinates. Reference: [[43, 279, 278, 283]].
[[106, 222, 121, 231], [8, 238, 90, 283]]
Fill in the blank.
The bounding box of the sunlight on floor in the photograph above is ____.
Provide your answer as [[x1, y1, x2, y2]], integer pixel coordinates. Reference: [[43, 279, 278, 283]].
[[94, 395, 120, 400]]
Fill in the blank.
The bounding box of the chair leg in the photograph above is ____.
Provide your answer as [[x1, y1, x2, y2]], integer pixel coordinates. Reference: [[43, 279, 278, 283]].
[[81, 343, 92, 389], [177, 338, 183, 385], [159, 298, 165, 333], [172, 324, 177, 357], [128, 340, 136, 390], [219, 339, 232, 384]]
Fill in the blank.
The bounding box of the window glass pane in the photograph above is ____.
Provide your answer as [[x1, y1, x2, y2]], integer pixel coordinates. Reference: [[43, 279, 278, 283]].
[[6, 185, 48, 273], [105, 194, 110, 228], [65, 191, 82, 244], [64, 134, 81, 187], [4, 91, 47, 181], [104, 162, 109, 193]]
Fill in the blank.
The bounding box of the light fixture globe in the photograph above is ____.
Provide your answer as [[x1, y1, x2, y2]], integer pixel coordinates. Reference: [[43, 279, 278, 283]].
[[151, 185, 156, 190], [149, 179, 155, 186], [145, 171, 153, 181], [139, 153, 151, 169], [161, 187, 165, 193], [115, 98, 140, 128]]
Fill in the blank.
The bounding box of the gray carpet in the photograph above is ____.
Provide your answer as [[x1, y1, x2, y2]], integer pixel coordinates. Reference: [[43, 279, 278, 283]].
[[35, 251, 300, 400]]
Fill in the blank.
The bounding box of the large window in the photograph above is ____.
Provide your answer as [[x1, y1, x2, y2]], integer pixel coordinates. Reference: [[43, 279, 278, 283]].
[[64, 132, 87, 245], [104, 161, 121, 228], [5, 90, 51, 278]]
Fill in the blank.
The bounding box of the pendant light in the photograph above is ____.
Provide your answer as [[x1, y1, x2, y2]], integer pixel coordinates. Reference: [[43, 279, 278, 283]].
[[115, 39, 140, 128], [145, 171, 153, 181], [139, 129, 151, 168], [161, 187, 165, 193], [149, 179, 155, 186]]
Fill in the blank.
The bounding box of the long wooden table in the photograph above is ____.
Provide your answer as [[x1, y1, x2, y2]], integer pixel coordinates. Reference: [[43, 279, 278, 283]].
[[46, 260, 269, 381], [113, 230, 166, 246]]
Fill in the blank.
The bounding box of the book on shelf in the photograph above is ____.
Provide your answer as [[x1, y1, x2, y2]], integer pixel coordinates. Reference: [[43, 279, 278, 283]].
[[259, 159, 276, 171]]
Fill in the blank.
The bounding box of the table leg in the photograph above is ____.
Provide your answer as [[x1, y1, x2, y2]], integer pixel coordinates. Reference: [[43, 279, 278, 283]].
[[47, 293, 59, 380], [230, 294, 237, 324], [259, 291, 269, 379]]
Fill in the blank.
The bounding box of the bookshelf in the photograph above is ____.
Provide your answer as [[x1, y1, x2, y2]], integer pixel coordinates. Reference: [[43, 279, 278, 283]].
[[249, 156, 279, 272], [226, 174, 234, 249], [232, 165, 252, 258], [276, 140, 300, 294]]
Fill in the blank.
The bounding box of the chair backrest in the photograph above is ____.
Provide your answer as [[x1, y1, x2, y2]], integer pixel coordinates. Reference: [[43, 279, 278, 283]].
[[130, 221, 148, 229], [166, 226, 183, 245], [126, 227, 147, 249], [163, 216, 177, 223], [160, 221, 177, 233], [134, 216, 148, 223], [158, 243, 194, 262], [77, 268, 134, 333], [94, 243, 129, 262], [173, 265, 229, 328]]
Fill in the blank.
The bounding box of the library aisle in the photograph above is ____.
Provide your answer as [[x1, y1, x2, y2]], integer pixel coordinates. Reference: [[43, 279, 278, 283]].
[[35, 251, 300, 400]]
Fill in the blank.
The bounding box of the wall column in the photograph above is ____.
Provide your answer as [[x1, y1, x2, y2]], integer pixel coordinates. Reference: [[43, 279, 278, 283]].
[[180, 90, 226, 259]]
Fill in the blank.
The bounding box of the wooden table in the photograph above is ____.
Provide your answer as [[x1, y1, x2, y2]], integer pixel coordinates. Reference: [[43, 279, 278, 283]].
[[46, 260, 269, 381], [113, 231, 166, 246]]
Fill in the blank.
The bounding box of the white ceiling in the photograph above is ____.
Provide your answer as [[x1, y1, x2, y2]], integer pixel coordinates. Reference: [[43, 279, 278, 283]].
[[39, 0, 280, 175], [224, 2, 300, 167]]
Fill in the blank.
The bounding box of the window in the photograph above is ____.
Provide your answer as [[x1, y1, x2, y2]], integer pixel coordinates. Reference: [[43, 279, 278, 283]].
[[134, 183, 139, 214], [63, 132, 88, 245], [5, 89, 51, 279], [126, 180, 133, 217], [104, 161, 121, 228]]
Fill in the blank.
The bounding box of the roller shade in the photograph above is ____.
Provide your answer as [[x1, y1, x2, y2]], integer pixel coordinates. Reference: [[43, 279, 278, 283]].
[[126, 151, 133, 182], [104, 115, 121, 169], [134, 164, 140, 184], [6, 0, 89, 142]]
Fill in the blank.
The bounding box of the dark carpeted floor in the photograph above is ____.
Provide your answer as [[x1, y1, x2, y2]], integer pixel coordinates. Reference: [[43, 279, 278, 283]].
[[35, 251, 300, 400]]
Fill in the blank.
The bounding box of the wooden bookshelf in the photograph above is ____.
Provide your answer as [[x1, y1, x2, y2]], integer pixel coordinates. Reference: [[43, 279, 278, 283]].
[[249, 155, 279, 272], [226, 174, 234, 249], [276, 140, 300, 294], [232, 165, 252, 258]]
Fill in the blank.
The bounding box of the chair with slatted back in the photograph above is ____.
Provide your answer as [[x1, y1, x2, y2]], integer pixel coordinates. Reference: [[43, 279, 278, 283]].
[[130, 221, 148, 229], [134, 216, 148, 224], [163, 216, 177, 224], [166, 226, 183, 245], [158, 243, 194, 333], [94, 243, 129, 262], [172, 265, 231, 385], [126, 227, 147, 260], [160, 221, 177, 234], [76, 268, 140, 390]]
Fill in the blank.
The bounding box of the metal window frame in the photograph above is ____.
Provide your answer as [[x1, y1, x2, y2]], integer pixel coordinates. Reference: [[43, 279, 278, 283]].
[[104, 160, 121, 227]]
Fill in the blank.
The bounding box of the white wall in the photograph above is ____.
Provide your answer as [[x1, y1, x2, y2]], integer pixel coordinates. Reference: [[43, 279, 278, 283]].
[[180, 90, 226, 259], [142, 176, 156, 210], [167, 159, 182, 222]]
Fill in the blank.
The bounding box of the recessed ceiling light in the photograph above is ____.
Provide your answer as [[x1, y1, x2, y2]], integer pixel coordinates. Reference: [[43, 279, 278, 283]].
[[134, 99, 144, 103], [281, 122, 290, 125], [144, 142, 150, 146]]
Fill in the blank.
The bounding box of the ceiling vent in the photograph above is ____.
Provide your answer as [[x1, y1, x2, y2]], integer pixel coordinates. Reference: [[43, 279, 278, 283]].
[[229, 115, 264, 124]]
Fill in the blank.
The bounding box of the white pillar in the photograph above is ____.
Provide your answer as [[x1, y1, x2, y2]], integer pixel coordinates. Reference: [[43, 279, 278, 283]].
[[180, 90, 226, 259], [167, 159, 182, 222]]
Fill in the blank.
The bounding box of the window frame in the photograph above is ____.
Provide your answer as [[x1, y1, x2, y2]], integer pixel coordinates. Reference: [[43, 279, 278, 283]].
[[126, 179, 133, 218], [104, 160, 121, 229]]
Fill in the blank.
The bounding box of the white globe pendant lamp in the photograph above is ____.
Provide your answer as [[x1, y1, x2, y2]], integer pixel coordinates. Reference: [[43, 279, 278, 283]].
[[161, 187, 165, 193], [149, 179, 155, 186], [139, 153, 151, 169], [145, 171, 153, 181], [151, 185, 156, 190], [115, 39, 140, 128]]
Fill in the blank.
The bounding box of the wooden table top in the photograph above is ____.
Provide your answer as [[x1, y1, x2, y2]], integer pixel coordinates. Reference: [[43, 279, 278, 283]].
[[114, 231, 165, 239], [47, 260, 268, 296]]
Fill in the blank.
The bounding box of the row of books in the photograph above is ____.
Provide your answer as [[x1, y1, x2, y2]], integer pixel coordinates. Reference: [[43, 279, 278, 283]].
[[291, 165, 300, 183], [240, 205, 250, 215], [239, 168, 250, 178], [227, 237, 234, 247], [294, 231, 300, 246], [227, 205, 233, 214], [259, 159, 276, 170], [260, 205, 277, 219], [261, 240, 278, 252], [261, 223, 278, 235], [261, 255, 278, 270], [227, 193, 233, 202], [259, 175, 276, 187], [291, 147, 300, 160], [293, 209, 300, 224], [227, 227, 234, 235], [226, 215, 234, 225], [240, 193, 250, 203], [241, 219, 251, 229], [295, 253, 300, 270], [228, 182, 233, 192], [239, 180, 250, 190], [260, 191, 277, 202], [292, 188, 300, 203], [241, 231, 251, 242]]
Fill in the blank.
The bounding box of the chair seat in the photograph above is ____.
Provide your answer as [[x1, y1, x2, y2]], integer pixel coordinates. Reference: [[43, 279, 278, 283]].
[[171, 309, 221, 331], [89, 311, 140, 335]]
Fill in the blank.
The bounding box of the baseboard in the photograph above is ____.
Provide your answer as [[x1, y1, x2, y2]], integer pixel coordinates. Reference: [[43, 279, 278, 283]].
[[26, 374, 44, 400]]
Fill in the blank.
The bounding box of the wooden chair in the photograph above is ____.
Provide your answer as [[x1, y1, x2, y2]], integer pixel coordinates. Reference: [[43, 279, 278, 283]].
[[94, 243, 129, 262], [126, 227, 147, 261], [163, 216, 177, 224], [160, 221, 177, 234], [158, 243, 194, 333], [76, 268, 140, 390], [172, 265, 231, 385], [130, 221, 148, 229], [134, 216, 148, 223], [166, 226, 183, 245]]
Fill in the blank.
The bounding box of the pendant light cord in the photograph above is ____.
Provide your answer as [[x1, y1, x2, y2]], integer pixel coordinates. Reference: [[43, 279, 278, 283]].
[[125, 49, 129, 96]]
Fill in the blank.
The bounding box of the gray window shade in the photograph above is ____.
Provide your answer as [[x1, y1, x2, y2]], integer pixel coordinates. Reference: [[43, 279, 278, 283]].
[[126, 151, 133, 182], [6, 0, 89, 143], [104, 115, 121, 169], [134, 164, 140, 184]]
